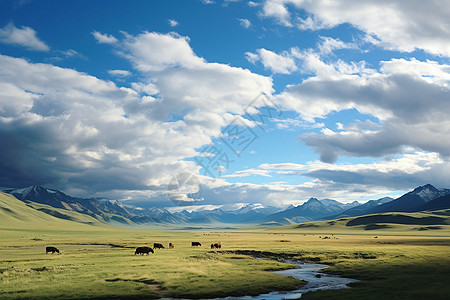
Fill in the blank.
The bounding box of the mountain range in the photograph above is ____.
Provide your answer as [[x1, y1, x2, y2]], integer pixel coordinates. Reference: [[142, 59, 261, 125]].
[[3, 184, 450, 227]]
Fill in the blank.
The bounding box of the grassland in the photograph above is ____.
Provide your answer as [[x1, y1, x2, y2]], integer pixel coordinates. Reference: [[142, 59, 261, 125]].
[[1, 193, 450, 299]]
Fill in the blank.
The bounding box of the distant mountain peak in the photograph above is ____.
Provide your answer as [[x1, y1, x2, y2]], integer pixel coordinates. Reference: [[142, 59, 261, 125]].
[[286, 204, 296, 210], [409, 184, 450, 203], [305, 197, 320, 203]]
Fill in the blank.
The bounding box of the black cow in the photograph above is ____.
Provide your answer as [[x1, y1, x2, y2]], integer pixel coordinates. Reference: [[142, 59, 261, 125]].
[[46, 246, 59, 254], [153, 243, 165, 249], [169, 242, 174, 248], [135, 246, 154, 255], [191, 242, 201, 247], [211, 243, 221, 249]]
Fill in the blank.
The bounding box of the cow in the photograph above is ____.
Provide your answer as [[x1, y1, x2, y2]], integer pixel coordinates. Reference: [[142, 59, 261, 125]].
[[169, 242, 174, 249], [153, 243, 165, 249], [135, 246, 154, 255], [211, 243, 221, 249], [46, 246, 59, 254], [191, 242, 201, 247]]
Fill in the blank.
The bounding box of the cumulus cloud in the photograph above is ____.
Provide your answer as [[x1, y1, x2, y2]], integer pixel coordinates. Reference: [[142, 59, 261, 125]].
[[121, 31, 273, 122], [233, 151, 450, 200], [261, 0, 450, 56], [0, 23, 49, 51], [276, 56, 450, 162], [0, 31, 273, 205], [246, 48, 298, 74], [92, 30, 118, 44]]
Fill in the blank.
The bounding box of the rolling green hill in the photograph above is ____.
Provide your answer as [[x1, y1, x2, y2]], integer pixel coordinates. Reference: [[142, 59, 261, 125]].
[[0, 192, 108, 229], [268, 209, 450, 236]]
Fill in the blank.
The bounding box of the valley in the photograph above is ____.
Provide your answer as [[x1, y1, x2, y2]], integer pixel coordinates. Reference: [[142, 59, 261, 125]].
[[1, 191, 450, 299]]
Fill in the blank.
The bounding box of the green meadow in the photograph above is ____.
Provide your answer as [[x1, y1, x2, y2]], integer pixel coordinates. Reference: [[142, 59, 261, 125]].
[[1, 192, 450, 299]]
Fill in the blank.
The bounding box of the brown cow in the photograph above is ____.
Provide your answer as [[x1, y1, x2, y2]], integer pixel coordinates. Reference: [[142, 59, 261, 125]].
[[211, 243, 221, 249], [169, 242, 174, 248], [135, 246, 154, 255], [153, 243, 165, 249], [46, 246, 60, 254]]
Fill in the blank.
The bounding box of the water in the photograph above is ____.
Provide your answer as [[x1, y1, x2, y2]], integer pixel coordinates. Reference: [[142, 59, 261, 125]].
[[163, 261, 358, 300]]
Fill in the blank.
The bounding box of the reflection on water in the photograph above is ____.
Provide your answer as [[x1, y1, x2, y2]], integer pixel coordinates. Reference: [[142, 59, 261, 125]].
[[164, 261, 359, 300]]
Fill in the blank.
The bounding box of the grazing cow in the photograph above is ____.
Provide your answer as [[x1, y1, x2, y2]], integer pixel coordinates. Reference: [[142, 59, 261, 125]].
[[169, 242, 174, 249], [211, 243, 221, 249], [135, 246, 154, 255], [46, 246, 59, 254], [191, 242, 201, 247], [153, 243, 165, 249]]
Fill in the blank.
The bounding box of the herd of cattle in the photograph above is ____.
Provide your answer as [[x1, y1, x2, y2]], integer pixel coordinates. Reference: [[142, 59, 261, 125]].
[[45, 242, 222, 256]]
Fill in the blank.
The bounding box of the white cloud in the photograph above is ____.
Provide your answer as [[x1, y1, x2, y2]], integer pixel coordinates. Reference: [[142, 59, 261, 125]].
[[238, 18, 252, 28], [296, 15, 332, 31], [272, 117, 324, 130], [108, 69, 132, 77], [122, 32, 203, 72], [0, 23, 49, 51], [246, 48, 298, 74], [0, 31, 274, 205], [261, 0, 450, 56], [224, 168, 272, 178], [168, 19, 179, 27], [260, 152, 443, 175], [276, 56, 450, 162], [92, 30, 118, 44], [202, 0, 215, 4], [318, 36, 357, 55]]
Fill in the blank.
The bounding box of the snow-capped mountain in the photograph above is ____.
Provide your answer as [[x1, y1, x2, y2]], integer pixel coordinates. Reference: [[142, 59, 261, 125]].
[[263, 198, 354, 225], [369, 184, 450, 214], [412, 184, 450, 202], [4, 184, 450, 227]]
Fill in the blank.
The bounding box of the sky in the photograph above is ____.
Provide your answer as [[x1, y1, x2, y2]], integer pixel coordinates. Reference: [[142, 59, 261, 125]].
[[1, 0, 450, 211]]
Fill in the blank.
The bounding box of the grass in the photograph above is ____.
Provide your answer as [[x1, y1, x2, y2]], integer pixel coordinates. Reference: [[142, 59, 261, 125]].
[[1, 192, 450, 299], [0, 230, 303, 299]]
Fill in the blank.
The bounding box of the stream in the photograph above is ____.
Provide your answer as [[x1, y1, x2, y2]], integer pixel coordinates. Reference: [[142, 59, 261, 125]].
[[164, 261, 359, 300]]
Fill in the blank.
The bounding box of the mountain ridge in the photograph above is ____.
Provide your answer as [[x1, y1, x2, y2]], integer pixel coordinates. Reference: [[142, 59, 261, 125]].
[[3, 184, 450, 226]]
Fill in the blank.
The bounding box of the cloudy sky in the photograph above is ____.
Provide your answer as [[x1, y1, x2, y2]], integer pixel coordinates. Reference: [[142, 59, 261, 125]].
[[1, 0, 450, 211]]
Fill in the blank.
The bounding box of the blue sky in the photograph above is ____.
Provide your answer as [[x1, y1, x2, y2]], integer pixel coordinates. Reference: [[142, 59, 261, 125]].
[[1, 0, 450, 210]]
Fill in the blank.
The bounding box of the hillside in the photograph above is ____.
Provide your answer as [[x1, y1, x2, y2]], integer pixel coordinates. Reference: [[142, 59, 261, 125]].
[[269, 209, 450, 235], [0, 192, 107, 229]]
